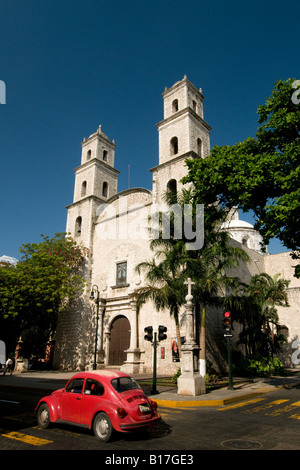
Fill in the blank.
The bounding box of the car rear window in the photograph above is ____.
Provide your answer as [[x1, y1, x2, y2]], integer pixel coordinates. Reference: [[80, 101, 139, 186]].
[[111, 376, 141, 393]]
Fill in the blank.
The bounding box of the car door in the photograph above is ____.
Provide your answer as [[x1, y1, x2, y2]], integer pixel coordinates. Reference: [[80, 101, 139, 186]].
[[61, 378, 85, 423], [80, 378, 105, 425]]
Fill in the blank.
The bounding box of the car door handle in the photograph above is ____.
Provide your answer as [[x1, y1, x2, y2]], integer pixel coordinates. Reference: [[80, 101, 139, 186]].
[[76, 397, 81, 400]]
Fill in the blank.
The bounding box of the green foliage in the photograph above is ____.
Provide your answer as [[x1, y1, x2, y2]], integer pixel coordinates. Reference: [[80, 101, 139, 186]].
[[233, 353, 284, 377], [135, 188, 248, 361], [0, 233, 87, 357], [182, 78, 300, 275], [204, 361, 222, 386], [233, 273, 289, 357], [172, 368, 181, 382], [135, 194, 189, 355]]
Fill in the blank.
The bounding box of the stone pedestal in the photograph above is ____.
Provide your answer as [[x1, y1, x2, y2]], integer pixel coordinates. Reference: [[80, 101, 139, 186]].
[[177, 373, 206, 396], [177, 278, 206, 396], [121, 348, 143, 375], [177, 345, 206, 395], [15, 358, 28, 372]]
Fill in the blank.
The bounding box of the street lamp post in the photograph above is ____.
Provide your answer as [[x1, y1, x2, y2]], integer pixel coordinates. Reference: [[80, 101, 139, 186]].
[[90, 285, 100, 370]]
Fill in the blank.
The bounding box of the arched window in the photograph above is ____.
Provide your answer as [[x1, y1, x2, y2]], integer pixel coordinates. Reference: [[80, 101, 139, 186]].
[[192, 100, 197, 112], [75, 216, 82, 237], [242, 237, 249, 247], [172, 99, 178, 112], [87, 149, 92, 160], [170, 137, 178, 156], [81, 181, 87, 197], [167, 179, 177, 193], [102, 181, 108, 198], [197, 138, 202, 157], [103, 150, 108, 161]]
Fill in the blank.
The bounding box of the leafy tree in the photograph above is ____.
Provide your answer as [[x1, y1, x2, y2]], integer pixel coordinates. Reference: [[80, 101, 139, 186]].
[[0, 233, 87, 357], [183, 78, 300, 275], [0, 261, 20, 354]]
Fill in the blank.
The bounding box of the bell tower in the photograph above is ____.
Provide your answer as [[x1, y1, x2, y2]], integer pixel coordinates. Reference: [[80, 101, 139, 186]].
[[66, 125, 119, 250], [151, 76, 211, 204]]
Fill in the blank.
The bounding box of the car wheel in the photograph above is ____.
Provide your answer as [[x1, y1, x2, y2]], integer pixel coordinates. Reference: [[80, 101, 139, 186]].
[[93, 412, 113, 442], [37, 403, 51, 429]]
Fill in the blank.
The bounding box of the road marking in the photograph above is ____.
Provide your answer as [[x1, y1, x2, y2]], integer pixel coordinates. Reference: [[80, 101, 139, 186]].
[[0, 431, 53, 446], [0, 400, 20, 404], [242, 399, 289, 414], [265, 401, 300, 417], [163, 406, 198, 410], [159, 409, 182, 420], [289, 405, 300, 421], [217, 398, 264, 410]]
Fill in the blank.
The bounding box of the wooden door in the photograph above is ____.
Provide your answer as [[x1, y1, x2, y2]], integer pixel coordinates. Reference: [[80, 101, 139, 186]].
[[109, 316, 130, 365]]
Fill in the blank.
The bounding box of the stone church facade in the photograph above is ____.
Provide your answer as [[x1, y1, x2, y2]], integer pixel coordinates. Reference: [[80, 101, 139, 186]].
[[53, 76, 300, 374]]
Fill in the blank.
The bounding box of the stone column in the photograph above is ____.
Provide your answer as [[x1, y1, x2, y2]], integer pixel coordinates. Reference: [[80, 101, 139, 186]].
[[104, 329, 111, 368], [121, 299, 143, 374], [129, 299, 138, 350], [177, 278, 206, 396]]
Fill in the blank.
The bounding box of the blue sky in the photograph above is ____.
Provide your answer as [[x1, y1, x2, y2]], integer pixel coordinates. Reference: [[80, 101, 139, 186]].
[[0, 0, 298, 260]]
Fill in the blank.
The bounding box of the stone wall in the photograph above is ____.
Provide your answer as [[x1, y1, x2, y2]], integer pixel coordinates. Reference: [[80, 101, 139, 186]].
[[53, 296, 93, 371]]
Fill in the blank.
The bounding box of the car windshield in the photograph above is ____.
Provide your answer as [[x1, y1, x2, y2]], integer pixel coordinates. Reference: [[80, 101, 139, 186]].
[[111, 376, 141, 393]]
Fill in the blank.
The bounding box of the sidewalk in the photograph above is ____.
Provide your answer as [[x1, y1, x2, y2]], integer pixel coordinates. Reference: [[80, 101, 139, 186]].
[[149, 376, 300, 407], [0, 370, 300, 408]]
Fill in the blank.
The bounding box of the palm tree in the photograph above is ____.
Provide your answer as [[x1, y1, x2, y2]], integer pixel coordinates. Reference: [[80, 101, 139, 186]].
[[185, 227, 249, 376], [135, 240, 186, 357], [135, 187, 249, 371], [134, 187, 195, 357], [239, 273, 290, 356]]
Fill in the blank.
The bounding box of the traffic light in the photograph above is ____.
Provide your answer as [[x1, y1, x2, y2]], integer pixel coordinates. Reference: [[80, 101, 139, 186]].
[[144, 326, 153, 342], [158, 325, 167, 341], [223, 311, 231, 332]]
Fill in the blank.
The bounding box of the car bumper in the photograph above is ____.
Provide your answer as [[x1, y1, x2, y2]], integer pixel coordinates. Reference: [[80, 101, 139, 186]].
[[119, 415, 161, 431]]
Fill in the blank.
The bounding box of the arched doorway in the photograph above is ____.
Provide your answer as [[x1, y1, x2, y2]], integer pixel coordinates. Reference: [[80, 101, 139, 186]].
[[108, 316, 130, 365]]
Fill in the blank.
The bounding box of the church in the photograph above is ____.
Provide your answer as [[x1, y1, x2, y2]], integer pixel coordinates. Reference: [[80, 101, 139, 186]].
[[52, 76, 300, 375]]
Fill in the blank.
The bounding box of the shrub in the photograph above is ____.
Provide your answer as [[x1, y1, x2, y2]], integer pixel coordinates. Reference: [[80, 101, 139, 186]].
[[233, 353, 284, 377]]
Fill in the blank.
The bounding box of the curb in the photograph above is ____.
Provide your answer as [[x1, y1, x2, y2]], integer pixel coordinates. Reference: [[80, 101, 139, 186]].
[[150, 384, 293, 408]]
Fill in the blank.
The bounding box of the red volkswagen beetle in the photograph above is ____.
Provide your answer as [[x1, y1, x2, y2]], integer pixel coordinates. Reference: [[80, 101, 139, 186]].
[[35, 370, 161, 442]]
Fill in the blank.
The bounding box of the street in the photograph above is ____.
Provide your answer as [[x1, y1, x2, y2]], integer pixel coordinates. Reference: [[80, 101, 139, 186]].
[[0, 383, 300, 453]]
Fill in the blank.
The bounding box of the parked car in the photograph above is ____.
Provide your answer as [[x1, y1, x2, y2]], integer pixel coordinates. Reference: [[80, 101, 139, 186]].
[[35, 370, 161, 442]]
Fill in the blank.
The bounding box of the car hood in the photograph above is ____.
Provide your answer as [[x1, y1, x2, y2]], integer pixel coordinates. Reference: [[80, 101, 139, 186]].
[[51, 388, 64, 396]]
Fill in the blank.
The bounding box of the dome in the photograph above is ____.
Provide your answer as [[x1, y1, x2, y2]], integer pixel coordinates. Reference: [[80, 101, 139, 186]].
[[222, 217, 267, 254], [221, 219, 254, 230], [0, 255, 18, 265]]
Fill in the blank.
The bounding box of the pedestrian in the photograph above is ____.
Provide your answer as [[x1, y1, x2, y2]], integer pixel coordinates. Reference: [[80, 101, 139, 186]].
[[3, 357, 13, 375]]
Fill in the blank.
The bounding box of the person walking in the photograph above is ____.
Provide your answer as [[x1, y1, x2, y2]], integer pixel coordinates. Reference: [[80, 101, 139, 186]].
[[3, 357, 13, 375]]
